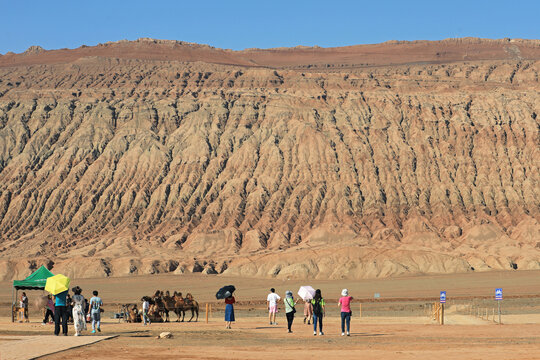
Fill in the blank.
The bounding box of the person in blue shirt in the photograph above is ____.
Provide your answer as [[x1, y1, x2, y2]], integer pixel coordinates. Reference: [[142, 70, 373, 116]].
[[54, 290, 69, 336], [89, 290, 103, 333]]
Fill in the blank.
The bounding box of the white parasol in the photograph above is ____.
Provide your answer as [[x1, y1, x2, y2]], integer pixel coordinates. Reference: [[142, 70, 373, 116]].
[[298, 286, 316, 301]]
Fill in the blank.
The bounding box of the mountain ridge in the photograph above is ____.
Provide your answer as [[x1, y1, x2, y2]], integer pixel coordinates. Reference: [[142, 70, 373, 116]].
[[2, 37, 540, 69]]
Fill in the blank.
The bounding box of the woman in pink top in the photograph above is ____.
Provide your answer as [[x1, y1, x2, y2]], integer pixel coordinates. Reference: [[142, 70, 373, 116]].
[[338, 289, 353, 336]]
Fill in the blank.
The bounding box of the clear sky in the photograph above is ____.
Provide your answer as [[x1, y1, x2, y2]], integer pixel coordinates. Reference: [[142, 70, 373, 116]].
[[2, 0, 539, 54]]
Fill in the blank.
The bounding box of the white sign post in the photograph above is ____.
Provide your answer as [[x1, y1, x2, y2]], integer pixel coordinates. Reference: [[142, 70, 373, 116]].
[[440, 291, 446, 325], [495, 288, 503, 324]]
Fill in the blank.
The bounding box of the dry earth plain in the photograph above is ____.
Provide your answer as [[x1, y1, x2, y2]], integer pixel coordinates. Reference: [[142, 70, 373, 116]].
[[1, 271, 540, 359], [0, 37, 539, 280]]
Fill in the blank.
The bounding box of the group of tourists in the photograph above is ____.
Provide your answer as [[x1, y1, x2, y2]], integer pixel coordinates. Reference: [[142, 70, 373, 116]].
[[224, 288, 354, 336], [20, 286, 355, 337], [39, 287, 103, 336]]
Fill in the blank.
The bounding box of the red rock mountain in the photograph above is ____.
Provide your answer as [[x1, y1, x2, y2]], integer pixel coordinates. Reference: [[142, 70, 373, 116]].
[[0, 38, 538, 280]]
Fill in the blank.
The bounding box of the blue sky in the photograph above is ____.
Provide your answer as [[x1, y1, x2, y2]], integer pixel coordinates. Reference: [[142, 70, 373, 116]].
[[2, 0, 538, 54]]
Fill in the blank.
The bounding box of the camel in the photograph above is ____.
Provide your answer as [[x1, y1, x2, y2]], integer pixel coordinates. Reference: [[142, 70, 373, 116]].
[[143, 290, 199, 322], [148, 301, 164, 323], [152, 290, 170, 322], [162, 291, 178, 322], [121, 304, 141, 323], [173, 291, 199, 322]]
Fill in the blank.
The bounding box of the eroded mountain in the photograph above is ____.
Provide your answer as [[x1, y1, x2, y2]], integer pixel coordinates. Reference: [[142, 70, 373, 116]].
[[0, 38, 538, 279]]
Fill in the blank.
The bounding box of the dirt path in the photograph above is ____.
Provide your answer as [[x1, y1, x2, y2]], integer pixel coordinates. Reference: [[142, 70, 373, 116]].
[[0, 335, 115, 360]]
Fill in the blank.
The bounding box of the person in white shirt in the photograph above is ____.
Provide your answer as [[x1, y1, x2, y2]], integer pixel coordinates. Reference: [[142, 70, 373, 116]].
[[267, 288, 281, 325], [142, 297, 151, 326]]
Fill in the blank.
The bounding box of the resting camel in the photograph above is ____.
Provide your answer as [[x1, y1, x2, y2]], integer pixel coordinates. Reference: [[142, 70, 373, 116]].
[[148, 300, 164, 323], [151, 291, 168, 322], [122, 304, 141, 323]]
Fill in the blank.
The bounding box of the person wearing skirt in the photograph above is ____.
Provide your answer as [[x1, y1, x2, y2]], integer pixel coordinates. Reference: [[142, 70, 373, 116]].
[[71, 286, 87, 336], [224, 292, 235, 329]]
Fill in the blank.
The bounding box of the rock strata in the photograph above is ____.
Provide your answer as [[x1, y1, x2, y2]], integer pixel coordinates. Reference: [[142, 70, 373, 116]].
[[0, 39, 538, 280]]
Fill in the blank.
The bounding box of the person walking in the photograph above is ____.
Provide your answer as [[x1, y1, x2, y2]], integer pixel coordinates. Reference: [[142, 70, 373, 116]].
[[303, 299, 313, 325], [89, 290, 103, 334], [142, 297, 151, 326], [267, 288, 281, 325], [338, 289, 353, 336], [284, 291, 297, 333], [54, 290, 69, 336], [224, 292, 235, 329], [71, 286, 87, 336], [42, 295, 54, 324], [311, 289, 325, 336]]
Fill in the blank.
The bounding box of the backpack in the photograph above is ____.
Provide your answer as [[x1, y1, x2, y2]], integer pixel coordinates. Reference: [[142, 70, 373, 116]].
[[312, 299, 322, 316]]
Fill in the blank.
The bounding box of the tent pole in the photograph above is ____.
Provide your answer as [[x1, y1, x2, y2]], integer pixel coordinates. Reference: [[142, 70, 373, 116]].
[[12, 287, 16, 323]]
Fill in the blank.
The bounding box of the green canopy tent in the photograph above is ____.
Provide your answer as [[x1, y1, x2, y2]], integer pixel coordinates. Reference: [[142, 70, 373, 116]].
[[12, 265, 54, 322]]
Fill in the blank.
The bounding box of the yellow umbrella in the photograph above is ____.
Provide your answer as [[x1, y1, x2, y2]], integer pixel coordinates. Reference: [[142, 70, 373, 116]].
[[45, 274, 70, 295]]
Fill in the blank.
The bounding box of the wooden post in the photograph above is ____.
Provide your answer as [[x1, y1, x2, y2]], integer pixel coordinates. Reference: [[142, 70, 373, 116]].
[[12, 288, 18, 323], [205, 303, 209, 323], [441, 303, 444, 325], [210, 303, 212, 321], [359, 303, 362, 318]]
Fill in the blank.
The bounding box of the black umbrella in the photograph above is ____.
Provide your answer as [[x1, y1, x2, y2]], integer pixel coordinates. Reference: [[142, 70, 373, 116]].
[[216, 285, 236, 299]]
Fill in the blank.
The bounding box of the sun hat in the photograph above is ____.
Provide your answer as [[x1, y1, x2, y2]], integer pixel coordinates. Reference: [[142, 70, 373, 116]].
[[341, 289, 348, 296]]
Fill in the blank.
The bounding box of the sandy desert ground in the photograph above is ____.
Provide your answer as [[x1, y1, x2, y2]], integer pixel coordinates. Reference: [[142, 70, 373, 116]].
[[2, 316, 540, 360], [1, 271, 540, 359]]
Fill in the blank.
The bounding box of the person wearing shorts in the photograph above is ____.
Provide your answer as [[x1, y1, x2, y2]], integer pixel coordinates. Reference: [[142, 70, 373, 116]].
[[267, 288, 281, 325]]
